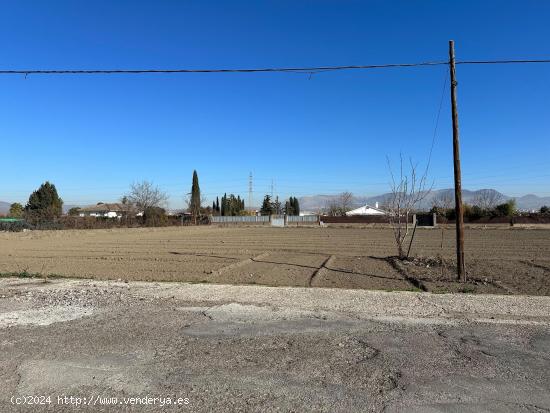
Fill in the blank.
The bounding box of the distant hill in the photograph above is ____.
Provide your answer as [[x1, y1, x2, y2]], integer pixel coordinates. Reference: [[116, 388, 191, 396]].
[[0, 201, 10, 214], [299, 189, 550, 212]]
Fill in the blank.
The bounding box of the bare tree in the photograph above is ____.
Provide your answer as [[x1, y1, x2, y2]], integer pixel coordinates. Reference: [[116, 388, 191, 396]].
[[324, 192, 354, 217], [432, 190, 454, 210], [339, 191, 354, 214], [126, 181, 168, 211], [325, 200, 341, 217], [386, 155, 431, 258], [472, 189, 502, 210]]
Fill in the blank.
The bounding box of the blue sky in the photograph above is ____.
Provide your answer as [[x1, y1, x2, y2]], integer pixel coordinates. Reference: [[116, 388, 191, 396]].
[[0, 1, 549, 208]]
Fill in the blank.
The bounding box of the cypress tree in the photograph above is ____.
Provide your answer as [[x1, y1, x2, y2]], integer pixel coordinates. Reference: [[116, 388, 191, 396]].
[[190, 170, 201, 224], [221, 193, 226, 216]]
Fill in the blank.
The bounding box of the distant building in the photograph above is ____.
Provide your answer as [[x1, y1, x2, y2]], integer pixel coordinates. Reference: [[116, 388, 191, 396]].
[[78, 203, 130, 218], [346, 202, 386, 216]]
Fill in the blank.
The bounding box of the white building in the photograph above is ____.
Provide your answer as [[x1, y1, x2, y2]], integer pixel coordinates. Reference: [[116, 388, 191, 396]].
[[346, 202, 386, 216], [78, 203, 129, 218]]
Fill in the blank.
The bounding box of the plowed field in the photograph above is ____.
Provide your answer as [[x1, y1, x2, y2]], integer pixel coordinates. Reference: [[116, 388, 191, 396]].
[[1, 226, 548, 295]]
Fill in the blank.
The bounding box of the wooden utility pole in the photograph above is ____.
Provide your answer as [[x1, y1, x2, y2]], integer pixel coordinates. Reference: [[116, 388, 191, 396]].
[[449, 40, 466, 282]]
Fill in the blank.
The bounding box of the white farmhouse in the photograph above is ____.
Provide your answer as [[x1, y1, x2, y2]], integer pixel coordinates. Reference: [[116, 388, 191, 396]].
[[346, 202, 386, 216], [78, 203, 128, 218]]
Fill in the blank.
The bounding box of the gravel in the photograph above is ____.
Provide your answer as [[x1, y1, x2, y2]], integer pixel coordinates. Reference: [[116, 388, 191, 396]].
[[0, 277, 549, 412]]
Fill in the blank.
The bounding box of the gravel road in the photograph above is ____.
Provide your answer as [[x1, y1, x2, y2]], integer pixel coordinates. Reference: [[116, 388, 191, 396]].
[[0, 277, 549, 412]]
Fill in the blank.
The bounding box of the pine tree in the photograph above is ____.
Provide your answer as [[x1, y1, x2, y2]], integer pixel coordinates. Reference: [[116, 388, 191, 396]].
[[25, 181, 63, 220], [260, 195, 273, 215], [216, 196, 220, 212], [9, 203, 24, 218], [190, 170, 201, 224]]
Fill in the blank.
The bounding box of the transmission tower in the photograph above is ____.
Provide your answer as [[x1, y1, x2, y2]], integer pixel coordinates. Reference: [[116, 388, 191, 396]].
[[248, 172, 253, 210]]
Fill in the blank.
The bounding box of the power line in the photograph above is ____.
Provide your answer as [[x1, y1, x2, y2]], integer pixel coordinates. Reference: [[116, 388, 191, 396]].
[[0, 61, 447, 75], [1, 58, 549, 76], [456, 59, 550, 66], [424, 69, 448, 176]]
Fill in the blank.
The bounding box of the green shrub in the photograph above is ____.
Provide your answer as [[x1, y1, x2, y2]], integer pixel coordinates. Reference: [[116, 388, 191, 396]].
[[494, 199, 516, 217]]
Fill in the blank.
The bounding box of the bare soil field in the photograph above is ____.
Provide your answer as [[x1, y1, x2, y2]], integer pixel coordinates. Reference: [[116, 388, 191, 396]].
[[0, 226, 549, 295]]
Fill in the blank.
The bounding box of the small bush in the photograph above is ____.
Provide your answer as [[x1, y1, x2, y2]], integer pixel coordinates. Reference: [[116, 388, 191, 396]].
[[494, 199, 517, 217], [142, 207, 168, 227], [34, 221, 64, 230], [0, 220, 33, 232]]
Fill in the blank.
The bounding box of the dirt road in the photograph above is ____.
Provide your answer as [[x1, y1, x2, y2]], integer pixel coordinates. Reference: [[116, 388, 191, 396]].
[[0, 277, 549, 412]]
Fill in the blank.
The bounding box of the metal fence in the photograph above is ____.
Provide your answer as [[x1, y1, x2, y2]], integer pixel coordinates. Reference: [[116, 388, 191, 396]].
[[287, 215, 319, 223], [210, 216, 269, 224], [209, 215, 319, 225]]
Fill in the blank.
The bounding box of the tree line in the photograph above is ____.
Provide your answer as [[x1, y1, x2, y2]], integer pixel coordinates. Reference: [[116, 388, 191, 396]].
[[5, 172, 304, 226], [259, 195, 300, 216]]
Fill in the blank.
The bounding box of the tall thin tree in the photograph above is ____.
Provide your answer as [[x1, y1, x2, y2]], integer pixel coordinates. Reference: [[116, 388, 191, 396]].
[[190, 170, 201, 224]]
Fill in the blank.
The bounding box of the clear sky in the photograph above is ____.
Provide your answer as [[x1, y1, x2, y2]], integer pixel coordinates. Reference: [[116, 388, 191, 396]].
[[1, 0, 549, 208]]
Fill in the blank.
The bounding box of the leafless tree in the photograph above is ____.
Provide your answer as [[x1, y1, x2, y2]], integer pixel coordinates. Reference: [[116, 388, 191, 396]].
[[386, 155, 432, 258], [325, 200, 341, 217], [325, 192, 354, 216], [472, 189, 502, 210], [126, 181, 168, 211], [432, 191, 454, 210], [339, 191, 354, 214]]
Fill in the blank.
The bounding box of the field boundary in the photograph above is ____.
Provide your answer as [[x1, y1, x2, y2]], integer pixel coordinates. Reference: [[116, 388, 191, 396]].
[[211, 252, 271, 276], [308, 255, 335, 287]]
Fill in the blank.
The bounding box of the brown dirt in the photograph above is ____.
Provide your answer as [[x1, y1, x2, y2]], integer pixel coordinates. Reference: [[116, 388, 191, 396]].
[[0, 226, 548, 295]]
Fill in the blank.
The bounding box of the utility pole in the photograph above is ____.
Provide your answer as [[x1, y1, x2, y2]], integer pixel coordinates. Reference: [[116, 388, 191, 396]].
[[449, 40, 466, 282]]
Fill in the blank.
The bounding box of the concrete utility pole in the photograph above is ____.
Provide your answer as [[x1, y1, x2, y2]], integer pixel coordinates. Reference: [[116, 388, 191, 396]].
[[449, 40, 466, 282]]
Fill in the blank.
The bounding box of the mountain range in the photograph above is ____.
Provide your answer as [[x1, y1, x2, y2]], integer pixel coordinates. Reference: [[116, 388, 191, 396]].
[[1, 189, 549, 215], [298, 189, 550, 212]]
